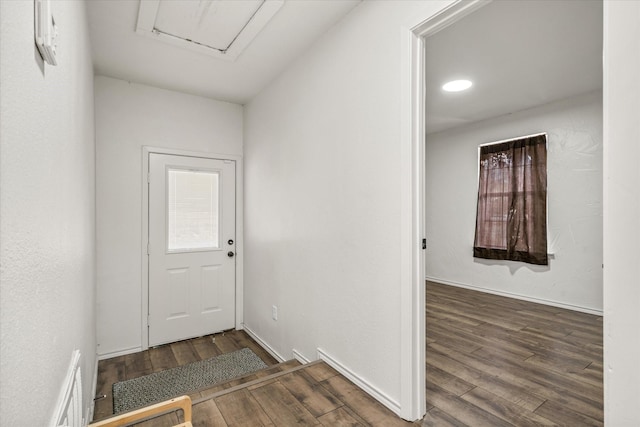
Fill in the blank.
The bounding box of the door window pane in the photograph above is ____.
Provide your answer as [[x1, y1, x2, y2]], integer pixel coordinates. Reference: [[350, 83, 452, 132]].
[[167, 169, 219, 251]]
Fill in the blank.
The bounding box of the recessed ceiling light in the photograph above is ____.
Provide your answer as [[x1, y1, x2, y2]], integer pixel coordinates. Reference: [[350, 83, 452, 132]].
[[442, 79, 473, 92]]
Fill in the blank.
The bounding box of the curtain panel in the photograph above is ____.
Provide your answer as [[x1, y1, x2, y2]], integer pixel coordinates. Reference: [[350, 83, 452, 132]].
[[473, 134, 548, 265]]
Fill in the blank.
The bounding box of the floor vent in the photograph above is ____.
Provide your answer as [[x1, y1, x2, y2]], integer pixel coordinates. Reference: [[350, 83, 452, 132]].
[[52, 350, 83, 427]]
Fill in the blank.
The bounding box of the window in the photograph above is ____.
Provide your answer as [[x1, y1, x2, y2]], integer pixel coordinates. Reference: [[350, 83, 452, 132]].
[[167, 168, 219, 252], [473, 134, 548, 265]]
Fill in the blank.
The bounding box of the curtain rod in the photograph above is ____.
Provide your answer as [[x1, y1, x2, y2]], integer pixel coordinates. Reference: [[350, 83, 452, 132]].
[[479, 132, 547, 147]]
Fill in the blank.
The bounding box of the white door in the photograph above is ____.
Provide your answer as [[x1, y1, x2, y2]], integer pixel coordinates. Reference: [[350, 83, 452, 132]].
[[148, 153, 236, 346]]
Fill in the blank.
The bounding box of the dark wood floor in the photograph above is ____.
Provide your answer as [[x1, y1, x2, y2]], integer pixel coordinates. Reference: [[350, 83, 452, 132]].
[[93, 330, 411, 426], [424, 281, 603, 426], [93, 282, 603, 426], [93, 329, 282, 421]]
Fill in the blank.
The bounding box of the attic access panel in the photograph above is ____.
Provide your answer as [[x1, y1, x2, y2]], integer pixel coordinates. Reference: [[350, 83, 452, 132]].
[[136, 0, 284, 61]]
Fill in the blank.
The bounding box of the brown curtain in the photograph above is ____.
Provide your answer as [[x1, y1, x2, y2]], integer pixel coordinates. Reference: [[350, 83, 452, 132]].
[[473, 134, 548, 265]]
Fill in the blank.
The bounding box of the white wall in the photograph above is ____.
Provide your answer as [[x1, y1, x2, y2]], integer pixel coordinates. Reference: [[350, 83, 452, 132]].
[[243, 0, 453, 412], [0, 1, 96, 425], [603, 1, 640, 425], [426, 91, 603, 312], [95, 76, 243, 357]]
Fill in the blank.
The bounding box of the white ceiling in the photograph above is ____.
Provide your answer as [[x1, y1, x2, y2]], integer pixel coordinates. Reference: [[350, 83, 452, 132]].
[[87, 0, 360, 104], [87, 1, 602, 119], [426, 0, 603, 134]]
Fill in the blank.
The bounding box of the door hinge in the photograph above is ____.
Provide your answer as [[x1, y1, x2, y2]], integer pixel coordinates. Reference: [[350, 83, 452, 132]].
[[147, 173, 150, 183], [422, 238, 427, 250], [146, 242, 149, 255]]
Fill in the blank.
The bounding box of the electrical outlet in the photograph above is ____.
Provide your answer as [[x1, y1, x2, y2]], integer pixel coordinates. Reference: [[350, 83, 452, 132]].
[[272, 305, 278, 321]]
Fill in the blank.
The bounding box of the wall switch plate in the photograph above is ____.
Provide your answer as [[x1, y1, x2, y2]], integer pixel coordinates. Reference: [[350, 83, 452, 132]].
[[272, 305, 278, 321], [34, 0, 58, 66]]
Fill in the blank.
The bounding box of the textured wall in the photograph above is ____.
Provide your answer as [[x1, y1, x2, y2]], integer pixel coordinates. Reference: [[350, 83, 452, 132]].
[[244, 0, 453, 411], [95, 76, 243, 357], [426, 91, 603, 312], [0, 1, 96, 424]]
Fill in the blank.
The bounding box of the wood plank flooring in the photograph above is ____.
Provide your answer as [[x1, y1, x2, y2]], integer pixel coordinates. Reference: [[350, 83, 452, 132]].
[[93, 282, 603, 426], [93, 329, 281, 422], [424, 281, 603, 426], [100, 361, 414, 427]]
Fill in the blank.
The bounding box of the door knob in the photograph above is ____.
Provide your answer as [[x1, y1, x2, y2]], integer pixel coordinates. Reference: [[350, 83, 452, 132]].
[[227, 251, 235, 258]]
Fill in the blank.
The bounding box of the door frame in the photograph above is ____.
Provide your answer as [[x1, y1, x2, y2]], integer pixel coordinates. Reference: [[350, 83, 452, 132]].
[[399, 0, 488, 419], [141, 146, 244, 351]]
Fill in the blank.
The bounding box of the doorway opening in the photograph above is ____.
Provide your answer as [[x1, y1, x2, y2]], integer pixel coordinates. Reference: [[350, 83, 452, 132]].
[[421, 0, 603, 424]]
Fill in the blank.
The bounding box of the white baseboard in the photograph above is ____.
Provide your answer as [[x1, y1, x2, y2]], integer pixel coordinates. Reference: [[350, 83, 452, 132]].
[[426, 276, 603, 316], [292, 349, 311, 364], [97, 346, 142, 360], [243, 325, 286, 363], [316, 348, 401, 417]]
